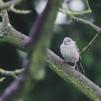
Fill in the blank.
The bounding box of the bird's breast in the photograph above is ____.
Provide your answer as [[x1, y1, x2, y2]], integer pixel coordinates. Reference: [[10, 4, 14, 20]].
[[60, 44, 79, 62]]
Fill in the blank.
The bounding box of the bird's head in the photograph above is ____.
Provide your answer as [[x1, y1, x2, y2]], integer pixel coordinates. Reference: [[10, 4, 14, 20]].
[[63, 37, 75, 46]]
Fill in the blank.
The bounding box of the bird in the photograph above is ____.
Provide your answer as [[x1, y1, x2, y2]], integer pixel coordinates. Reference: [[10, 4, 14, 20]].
[[60, 37, 85, 74], [60, 37, 79, 67]]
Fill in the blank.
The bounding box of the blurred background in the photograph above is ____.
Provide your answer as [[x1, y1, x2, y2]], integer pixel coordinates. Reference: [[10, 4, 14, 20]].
[[0, 0, 101, 101]]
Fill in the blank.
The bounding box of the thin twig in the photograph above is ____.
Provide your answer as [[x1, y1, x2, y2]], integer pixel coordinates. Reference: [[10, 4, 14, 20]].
[[80, 32, 100, 54], [60, 9, 101, 32], [0, 0, 23, 10], [85, 0, 91, 11], [0, 77, 5, 82], [10, 4, 32, 14], [0, 68, 24, 78], [60, 9, 91, 16], [71, 16, 101, 32]]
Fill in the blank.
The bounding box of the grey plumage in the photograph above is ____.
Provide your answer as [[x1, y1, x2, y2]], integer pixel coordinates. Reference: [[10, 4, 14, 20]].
[[60, 37, 80, 68]]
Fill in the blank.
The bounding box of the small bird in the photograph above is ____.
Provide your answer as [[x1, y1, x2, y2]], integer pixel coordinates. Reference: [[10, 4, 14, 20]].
[[60, 37, 79, 67], [60, 37, 85, 74]]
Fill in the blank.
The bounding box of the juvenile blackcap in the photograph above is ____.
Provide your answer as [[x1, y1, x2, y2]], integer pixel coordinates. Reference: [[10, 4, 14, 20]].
[[60, 37, 80, 68]]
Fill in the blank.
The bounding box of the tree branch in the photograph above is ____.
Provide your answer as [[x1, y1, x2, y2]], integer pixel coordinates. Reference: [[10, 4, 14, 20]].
[[80, 32, 100, 54], [0, 0, 23, 10], [0, 68, 24, 78], [1, 8, 30, 50], [47, 49, 101, 101], [60, 9, 101, 33], [0, 77, 5, 82]]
